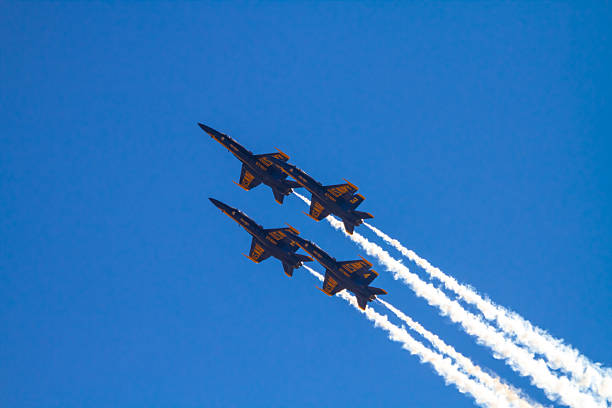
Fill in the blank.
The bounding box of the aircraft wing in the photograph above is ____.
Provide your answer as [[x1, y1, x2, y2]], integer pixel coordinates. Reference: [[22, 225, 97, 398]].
[[253, 151, 290, 170], [321, 270, 345, 296], [246, 237, 271, 263], [308, 197, 331, 221], [237, 164, 262, 191], [262, 226, 300, 250], [323, 182, 367, 210], [337, 259, 378, 285], [323, 182, 358, 200]]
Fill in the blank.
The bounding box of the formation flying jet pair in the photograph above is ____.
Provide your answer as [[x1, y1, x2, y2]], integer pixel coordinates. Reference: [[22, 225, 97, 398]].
[[201, 123, 387, 309]]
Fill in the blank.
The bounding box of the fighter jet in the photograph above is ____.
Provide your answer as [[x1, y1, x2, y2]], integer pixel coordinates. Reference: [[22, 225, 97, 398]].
[[209, 198, 313, 277], [270, 159, 373, 234], [291, 235, 387, 310], [199, 123, 301, 204]]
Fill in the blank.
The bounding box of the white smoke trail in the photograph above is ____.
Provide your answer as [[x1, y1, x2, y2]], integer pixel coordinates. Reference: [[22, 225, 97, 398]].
[[302, 265, 514, 408], [376, 298, 541, 408], [292, 192, 603, 408], [364, 222, 612, 403]]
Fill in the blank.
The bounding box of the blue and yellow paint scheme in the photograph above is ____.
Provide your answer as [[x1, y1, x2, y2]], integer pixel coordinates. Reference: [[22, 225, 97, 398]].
[[209, 198, 312, 277], [199, 123, 301, 204], [291, 235, 387, 310], [270, 158, 373, 234]]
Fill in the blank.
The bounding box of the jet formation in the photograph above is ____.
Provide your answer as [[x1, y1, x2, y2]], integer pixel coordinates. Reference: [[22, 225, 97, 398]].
[[202, 123, 386, 309]]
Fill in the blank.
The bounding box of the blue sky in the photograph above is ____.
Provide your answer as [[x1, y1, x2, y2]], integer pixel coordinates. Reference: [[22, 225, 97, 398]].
[[1, 3, 610, 407]]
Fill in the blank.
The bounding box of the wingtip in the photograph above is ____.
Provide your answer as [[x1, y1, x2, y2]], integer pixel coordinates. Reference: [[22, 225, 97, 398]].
[[358, 255, 373, 267], [303, 211, 321, 222], [242, 253, 259, 263], [342, 178, 358, 190], [316, 286, 332, 296], [233, 181, 249, 191], [284, 223, 300, 235], [273, 146, 290, 160]]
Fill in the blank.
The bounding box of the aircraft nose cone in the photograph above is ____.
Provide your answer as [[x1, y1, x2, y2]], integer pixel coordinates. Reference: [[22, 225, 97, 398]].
[[209, 197, 223, 208], [198, 122, 211, 132]]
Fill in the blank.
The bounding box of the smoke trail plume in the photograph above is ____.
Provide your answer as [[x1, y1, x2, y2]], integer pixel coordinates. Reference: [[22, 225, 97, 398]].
[[377, 298, 541, 408], [363, 223, 612, 403], [292, 192, 603, 408], [302, 265, 514, 408]]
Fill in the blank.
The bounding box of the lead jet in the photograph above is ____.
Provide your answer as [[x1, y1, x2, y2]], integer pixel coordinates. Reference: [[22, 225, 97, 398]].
[[199, 123, 301, 204], [291, 235, 387, 310], [209, 198, 313, 277], [270, 159, 373, 234]]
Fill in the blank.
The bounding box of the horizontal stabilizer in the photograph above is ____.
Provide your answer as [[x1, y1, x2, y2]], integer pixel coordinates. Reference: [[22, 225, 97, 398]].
[[347, 193, 365, 209], [282, 262, 295, 277], [353, 210, 374, 220], [369, 286, 387, 296]]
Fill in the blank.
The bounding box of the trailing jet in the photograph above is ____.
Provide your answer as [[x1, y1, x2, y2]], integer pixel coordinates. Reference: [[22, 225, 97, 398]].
[[291, 235, 387, 310], [270, 159, 373, 234], [209, 198, 312, 277], [199, 123, 301, 204]]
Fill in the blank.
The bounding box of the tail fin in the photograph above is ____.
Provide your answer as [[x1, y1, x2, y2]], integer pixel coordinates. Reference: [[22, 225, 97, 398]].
[[355, 294, 368, 310], [272, 188, 286, 205], [282, 262, 295, 277], [354, 210, 374, 220], [343, 221, 355, 235], [355, 287, 387, 309]]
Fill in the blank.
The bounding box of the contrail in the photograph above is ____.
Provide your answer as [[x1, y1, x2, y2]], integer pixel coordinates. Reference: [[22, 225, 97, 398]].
[[302, 265, 515, 408], [376, 298, 541, 408], [293, 192, 603, 408], [363, 222, 612, 403]]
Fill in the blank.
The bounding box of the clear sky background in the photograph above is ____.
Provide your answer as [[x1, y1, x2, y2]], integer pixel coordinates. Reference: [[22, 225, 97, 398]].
[[1, 3, 611, 408]]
